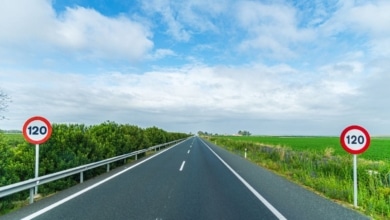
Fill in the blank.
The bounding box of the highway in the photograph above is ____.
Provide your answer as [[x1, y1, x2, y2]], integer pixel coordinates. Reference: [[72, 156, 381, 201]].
[[3, 137, 369, 220]]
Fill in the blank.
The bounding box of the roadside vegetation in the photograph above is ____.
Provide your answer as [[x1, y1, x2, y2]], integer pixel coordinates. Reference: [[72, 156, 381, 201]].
[[0, 122, 189, 215], [206, 135, 390, 219]]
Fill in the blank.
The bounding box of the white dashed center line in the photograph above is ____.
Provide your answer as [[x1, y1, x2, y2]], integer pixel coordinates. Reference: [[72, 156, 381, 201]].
[[179, 161, 186, 171]]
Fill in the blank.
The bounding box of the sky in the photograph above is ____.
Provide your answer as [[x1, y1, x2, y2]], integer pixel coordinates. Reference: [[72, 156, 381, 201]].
[[1, 0, 390, 136]]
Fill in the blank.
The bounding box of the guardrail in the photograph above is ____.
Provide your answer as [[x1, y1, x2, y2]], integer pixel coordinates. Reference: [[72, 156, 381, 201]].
[[0, 139, 184, 204]]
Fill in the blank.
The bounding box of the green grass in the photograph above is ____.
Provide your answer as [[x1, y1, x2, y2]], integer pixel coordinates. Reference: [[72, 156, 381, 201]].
[[227, 136, 390, 162]]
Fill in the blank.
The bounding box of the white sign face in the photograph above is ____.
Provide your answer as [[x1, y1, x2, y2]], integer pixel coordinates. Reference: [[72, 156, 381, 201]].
[[340, 125, 370, 154], [23, 116, 52, 144]]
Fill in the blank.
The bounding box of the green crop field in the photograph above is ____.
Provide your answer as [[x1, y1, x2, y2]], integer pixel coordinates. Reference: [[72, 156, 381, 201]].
[[225, 136, 390, 162], [3, 133, 25, 147], [4, 133, 24, 141]]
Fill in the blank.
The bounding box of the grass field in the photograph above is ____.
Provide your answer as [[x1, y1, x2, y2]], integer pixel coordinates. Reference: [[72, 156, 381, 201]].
[[226, 136, 390, 162], [3, 133, 24, 141]]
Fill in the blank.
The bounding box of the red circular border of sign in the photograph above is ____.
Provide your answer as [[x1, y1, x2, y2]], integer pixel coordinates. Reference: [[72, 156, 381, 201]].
[[340, 125, 370, 154], [22, 116, 52, 144]]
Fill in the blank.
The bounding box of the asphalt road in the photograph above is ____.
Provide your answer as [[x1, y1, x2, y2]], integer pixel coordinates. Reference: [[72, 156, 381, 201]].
[[3, 137, 370, 220]]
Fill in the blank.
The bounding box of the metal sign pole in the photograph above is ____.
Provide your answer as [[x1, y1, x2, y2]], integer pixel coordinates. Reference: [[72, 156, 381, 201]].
[[353, 154, 357, 207], [35, 144, 39, 195]]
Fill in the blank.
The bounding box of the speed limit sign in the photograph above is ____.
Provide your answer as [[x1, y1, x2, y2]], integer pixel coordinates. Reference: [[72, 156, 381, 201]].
[[340, 125, 370, 208], [340, 125, 370, 154], [22, 116, 52, 144]]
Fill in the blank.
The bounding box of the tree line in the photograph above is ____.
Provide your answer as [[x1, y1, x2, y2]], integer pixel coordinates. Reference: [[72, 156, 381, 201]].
[[197, 130, 252, 136], [0, 121, 189, 214]]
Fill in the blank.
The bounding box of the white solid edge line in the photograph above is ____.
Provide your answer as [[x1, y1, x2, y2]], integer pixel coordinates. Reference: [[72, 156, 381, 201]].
[[21, 142, 183, 220], [200, 139, 287, 220], [179, 161, 186, 171]]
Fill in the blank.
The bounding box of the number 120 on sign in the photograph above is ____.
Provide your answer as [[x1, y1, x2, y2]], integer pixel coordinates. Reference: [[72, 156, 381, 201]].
[[27, 126, 48, 135], [346, 135, 365, 145]]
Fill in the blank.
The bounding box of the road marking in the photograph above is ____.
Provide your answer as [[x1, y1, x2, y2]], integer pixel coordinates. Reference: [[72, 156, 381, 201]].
[[21, 142, 184, 220], [179, 161, 186, 171], [187, 150, 190, 154], [199, 139, 287, 220]]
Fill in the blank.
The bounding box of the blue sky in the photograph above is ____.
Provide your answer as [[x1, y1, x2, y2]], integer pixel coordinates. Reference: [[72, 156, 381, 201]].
[[1, 0, 390, 135]]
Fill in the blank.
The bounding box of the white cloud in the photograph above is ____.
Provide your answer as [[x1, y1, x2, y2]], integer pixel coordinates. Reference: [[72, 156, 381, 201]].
[[172, 0, 227, 32], [141, 0, 191, 41], [0, 0, 153, 62], [235, 1, 315, 59], [2, 55, 390, 134], [320, 0, 390, 58], [55, 7, 153, 60], [0, 62, 366, 133], [140, 0, 229, 41], [346, 0, 390, 35], [146, 49, 176, 60], [0, 0, 56, 43]]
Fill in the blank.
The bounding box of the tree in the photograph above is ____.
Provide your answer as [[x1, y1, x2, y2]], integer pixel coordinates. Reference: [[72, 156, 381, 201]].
[[238, 130, 251, 136], [0, 90, 11, 120]]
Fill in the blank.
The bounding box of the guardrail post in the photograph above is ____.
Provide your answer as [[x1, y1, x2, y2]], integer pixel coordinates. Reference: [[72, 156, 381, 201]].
[[135, 154, 138, 160], [29, 188, 34, 204], [107, 164, 110, 172], [80, 172, 84, 183]]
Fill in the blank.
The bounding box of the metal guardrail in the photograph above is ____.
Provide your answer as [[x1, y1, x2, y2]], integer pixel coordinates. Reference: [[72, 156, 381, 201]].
[[0, 139, 184, 204]]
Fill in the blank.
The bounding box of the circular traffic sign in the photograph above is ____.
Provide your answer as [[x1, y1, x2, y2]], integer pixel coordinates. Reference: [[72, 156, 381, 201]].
[[340, 125, 370, 154], [22, 116, 52, 144]]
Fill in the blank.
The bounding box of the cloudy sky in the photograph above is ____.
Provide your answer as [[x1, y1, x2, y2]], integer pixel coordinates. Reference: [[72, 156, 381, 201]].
[[1, 0, 389, 135]]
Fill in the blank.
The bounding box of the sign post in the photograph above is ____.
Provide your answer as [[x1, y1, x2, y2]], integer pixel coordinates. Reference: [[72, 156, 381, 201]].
[[23, 116, 52, 195], [340, 125, 370, 208]]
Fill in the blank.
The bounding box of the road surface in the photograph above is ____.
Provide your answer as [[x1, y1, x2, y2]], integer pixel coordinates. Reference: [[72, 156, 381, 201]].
[[3, 137, 369, 220]]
